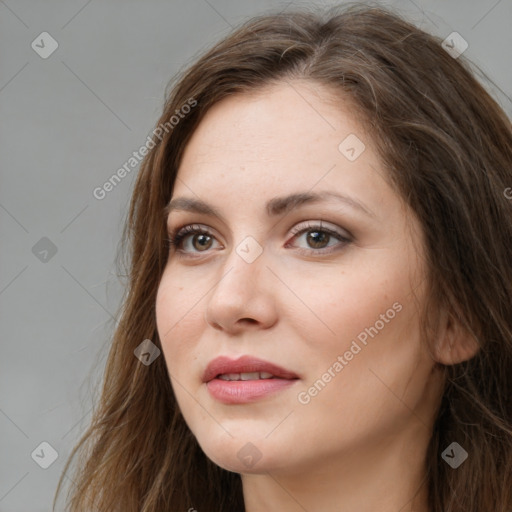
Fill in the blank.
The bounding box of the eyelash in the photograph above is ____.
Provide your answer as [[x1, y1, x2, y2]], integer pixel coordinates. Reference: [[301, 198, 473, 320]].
[[166, 221, 352, 257]]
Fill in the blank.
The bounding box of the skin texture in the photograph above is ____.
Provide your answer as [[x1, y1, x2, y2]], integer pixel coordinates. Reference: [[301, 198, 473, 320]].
[[155, 81, 447, 512]]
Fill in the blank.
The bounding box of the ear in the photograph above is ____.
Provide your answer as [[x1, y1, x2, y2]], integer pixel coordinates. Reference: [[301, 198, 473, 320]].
[[433, 309, 480, 365]]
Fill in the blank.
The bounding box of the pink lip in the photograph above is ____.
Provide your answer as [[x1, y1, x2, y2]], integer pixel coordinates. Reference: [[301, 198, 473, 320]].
[[203, 355, 300, 404], [202, 355, 299, 382]]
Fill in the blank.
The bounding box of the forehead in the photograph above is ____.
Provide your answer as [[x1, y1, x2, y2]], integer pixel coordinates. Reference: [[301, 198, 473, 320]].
[[178, 82, 375, 180], [182, 82, 361, 161], [170, 81, 403, 227]]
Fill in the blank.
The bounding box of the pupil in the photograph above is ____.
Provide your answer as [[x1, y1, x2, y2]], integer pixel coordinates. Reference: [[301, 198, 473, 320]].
[[308, 231, 328, 248], [194, 234, 212, 250]]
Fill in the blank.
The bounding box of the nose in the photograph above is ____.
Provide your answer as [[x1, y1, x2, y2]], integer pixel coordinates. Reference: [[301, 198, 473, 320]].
[[204, 241, 278, 334]]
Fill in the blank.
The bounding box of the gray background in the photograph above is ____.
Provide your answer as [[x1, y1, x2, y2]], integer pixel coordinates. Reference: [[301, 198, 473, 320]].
[[1, 0, 510, 510]]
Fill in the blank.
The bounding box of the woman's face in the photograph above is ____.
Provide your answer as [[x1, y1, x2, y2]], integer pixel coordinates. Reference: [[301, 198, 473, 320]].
[[156, 81, 441, 477]]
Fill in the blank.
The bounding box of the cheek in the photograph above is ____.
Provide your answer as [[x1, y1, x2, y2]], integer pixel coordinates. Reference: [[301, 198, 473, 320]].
[[292, 264, 411, 357], [155, 274, 202, 372], [155, 276, 207, 427], [292, 317, 427, 457], [293, 267, 425, 404]]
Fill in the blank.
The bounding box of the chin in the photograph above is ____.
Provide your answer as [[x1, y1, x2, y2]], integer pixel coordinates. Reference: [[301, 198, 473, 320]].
[[194, 432, 288, 474]]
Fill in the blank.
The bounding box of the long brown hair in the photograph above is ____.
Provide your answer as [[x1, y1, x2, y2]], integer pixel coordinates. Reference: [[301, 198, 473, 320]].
[[54, 3, 512, 511]]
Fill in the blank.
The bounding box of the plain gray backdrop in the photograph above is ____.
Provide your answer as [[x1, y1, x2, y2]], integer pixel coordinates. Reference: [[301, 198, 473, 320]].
[[1, 0, 510, 510]]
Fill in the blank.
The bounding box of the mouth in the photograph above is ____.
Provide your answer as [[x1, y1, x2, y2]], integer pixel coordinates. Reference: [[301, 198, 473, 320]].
[[202, 355, 299, 382], [203, 355, 300, 404], [217, 371, 278, 381]]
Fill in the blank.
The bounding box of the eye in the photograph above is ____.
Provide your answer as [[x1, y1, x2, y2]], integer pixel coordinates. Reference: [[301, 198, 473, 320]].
[[167, 220, 351, 257], [286, 220, 351, 255], [167, 224, 220, 255]]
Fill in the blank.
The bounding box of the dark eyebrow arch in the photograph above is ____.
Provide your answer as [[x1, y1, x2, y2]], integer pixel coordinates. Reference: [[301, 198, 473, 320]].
[[164, 191, 376, 221]]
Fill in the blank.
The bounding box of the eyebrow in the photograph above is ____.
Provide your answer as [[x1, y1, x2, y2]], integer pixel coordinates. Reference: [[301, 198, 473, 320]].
[[165, 191, 376, 222]]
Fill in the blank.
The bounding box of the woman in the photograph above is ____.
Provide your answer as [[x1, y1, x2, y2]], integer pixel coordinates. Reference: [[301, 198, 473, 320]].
[[54, 3, 512, 511]]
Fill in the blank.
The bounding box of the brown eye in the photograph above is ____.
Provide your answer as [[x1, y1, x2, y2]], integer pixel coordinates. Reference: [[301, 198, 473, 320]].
[[287, 221, 352, 255], [192, 233, 213, 251], [167, 225, 219, 254], [305, 230, 330, 249]]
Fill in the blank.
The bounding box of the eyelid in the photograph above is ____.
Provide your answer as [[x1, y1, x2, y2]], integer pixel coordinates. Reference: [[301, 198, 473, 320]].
[[168, 219, 350, 240], [289, 219, 351, 239]]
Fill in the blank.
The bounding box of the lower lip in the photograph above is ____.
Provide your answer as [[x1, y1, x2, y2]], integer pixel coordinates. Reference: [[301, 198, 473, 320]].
[[206, 378, 298, 404]]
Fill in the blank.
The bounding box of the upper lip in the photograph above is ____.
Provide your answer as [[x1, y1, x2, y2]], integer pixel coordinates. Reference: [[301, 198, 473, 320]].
[[202, 355, 299, 383]]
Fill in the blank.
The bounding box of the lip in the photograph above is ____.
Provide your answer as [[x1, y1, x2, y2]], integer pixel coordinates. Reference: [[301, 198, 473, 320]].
[[203, 355, 300, 404], [202, 355, 299, 383]]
